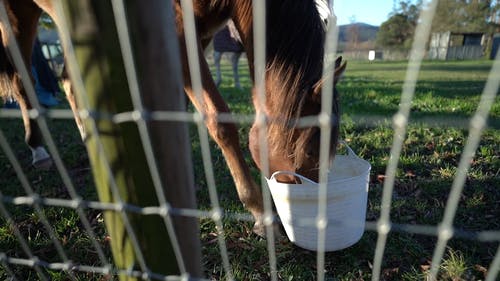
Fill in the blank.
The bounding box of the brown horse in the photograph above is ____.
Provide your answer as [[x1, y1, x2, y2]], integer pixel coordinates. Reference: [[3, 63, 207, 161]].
[[0, 0, 346, 234]]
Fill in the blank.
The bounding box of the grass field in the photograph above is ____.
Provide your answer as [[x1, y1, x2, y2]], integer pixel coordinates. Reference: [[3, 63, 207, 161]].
[[1, 58, 499, 280]]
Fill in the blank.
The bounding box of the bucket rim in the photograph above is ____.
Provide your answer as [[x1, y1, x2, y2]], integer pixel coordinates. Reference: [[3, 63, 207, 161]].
[[267, 166, 371, 187], [266, 142, 371, 186]]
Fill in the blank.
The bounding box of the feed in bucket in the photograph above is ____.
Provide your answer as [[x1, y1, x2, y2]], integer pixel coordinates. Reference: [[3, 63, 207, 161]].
[[266, 143, 371, 251]]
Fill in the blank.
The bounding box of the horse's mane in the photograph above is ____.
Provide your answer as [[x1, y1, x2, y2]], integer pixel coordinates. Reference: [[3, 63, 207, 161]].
[[264, 0, 329, 167]]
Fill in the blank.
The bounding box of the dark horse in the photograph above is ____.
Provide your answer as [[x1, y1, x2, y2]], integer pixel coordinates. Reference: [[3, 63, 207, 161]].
[[0, 0, 346, 234], [213, 20, 243, 89]]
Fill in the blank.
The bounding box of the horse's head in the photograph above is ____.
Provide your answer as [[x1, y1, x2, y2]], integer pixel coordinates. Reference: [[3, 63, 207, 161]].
[[249, 57, 346, 183], [246, 0, 347, 183]]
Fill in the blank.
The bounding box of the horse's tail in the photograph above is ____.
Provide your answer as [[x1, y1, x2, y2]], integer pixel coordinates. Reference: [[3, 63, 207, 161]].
[[0, 32, 15, 101]]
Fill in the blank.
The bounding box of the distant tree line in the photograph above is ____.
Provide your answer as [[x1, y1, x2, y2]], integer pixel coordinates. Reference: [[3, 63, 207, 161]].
[[376, 0, 500, 51]]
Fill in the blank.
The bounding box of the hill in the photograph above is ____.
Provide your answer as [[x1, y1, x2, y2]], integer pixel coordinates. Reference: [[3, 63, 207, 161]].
[[338, 22, 379, 43]]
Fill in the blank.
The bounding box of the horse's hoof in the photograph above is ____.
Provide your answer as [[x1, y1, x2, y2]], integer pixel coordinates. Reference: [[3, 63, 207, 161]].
[[253, 220, 284, 240], [253, 221, 266, 237], [33, 157, 53, 170]]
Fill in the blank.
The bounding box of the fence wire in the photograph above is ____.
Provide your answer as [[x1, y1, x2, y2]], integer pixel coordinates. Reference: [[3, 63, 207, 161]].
[[371, 1, 439, 280], [0, 0, 499, 281]]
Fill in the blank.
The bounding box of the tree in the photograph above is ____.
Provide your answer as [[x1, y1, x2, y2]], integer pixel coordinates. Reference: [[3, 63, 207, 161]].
[[432, 0, 494, 33], [396, 0, 421, 23], [376, 14, 415, 49], [376, 1, 421, 50], [492, 0, 500, 32]]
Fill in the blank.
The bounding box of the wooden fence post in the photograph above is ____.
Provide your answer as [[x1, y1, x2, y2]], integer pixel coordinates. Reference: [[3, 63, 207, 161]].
[[60, 0, 202, 279], [123, 0, 203, 277]]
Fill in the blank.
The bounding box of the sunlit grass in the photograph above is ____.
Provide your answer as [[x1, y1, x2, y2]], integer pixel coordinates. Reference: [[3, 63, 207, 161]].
[[440, 248, 469, 280], [1, 59, 499, 280]]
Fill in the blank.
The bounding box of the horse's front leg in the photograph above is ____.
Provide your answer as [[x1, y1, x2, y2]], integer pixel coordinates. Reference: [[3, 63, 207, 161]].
[[61, 68, 85, 140], [11, 74, 52, 169], [178, 40, 266, 236], [2, 0, 52, 169]]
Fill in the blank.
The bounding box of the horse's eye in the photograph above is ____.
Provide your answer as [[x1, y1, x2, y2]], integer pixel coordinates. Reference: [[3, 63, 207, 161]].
[[305, 145, 318, 159], [305, 149, 313, 158]]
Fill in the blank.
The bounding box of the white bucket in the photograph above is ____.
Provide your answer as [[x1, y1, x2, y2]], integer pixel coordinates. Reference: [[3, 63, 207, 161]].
[[266, 143, 371, 251]]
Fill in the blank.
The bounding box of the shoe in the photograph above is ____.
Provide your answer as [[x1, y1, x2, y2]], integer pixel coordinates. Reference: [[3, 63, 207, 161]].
[[3, 97, 19, 109]]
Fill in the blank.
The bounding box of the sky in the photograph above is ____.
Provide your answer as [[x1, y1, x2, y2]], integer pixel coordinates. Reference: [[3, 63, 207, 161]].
[[334, 0, 396, 26]]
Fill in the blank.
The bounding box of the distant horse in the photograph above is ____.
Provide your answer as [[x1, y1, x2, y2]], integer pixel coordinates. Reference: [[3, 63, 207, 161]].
[[213, 20, 243, 89], [0, 0, 346, 234]]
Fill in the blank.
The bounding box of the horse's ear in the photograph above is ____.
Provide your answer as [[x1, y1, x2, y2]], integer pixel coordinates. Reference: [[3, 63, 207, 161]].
[[334, 58, 347, 85], [335, 56, 343, 69], [313, 57, 347, 96]]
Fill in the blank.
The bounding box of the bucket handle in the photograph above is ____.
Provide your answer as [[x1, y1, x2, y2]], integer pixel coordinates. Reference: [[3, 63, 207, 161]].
[[339, 140, 359, 158]]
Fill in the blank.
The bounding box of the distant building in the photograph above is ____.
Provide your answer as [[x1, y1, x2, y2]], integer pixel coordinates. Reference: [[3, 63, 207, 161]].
[[428, 32, 486, 60]]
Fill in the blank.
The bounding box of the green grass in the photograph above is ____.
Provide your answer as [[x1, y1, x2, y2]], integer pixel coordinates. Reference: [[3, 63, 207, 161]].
[[1, 59, 499, 280]]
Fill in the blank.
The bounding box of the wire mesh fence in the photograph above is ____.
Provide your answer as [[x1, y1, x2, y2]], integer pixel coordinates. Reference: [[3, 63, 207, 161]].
[[1, 0, 499, 280]]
